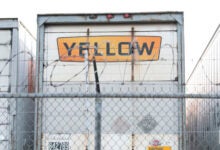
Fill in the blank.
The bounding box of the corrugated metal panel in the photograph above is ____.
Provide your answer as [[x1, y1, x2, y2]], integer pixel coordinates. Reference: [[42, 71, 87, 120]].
[[186, 25, 220, 150], [0, 30, 11, 92]]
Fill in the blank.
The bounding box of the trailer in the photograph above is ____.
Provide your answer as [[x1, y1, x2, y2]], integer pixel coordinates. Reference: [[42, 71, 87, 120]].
[[0, 19, 35, 150], [36, 12, 184, 150], [186, 25, 220, 150]]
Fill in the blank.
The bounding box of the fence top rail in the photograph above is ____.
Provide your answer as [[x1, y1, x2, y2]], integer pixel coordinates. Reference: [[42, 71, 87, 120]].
[[0, 93, 219, 99]]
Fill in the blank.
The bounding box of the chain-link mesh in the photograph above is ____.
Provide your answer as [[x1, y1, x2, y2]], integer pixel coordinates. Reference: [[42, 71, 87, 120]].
[[37, 96, 181, 150], [186, 98, 220, 150], [0, 93, 220, 150], [0, 98, 9, 150]]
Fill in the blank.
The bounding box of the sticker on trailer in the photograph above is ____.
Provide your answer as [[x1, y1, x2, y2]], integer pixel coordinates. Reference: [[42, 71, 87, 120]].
[[48, 141, 69, 150], [147, 146, 172, 150], [57, 36, 162, 62]]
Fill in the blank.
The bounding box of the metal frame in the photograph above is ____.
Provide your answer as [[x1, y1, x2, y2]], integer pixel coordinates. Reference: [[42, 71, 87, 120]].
[[176, 17, 185, 150], [35, 20, 45, 150], [0, 19, 18, 29], [11, 24, 19, 150], [36, 12, 184, 150], [37, 12, 183, 26]]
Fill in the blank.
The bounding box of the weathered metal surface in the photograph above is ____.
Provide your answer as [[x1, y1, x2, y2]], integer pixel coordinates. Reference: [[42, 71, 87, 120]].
[[36, 12, 184, 150], [0, 20, 36, 150]]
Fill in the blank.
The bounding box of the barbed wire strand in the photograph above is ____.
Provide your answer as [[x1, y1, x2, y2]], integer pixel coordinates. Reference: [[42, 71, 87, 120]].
[[0, 51, 34, 91]]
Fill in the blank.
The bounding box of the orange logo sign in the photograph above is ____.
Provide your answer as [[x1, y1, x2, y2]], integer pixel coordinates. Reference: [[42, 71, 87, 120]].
[[57, 36, 161, 62]]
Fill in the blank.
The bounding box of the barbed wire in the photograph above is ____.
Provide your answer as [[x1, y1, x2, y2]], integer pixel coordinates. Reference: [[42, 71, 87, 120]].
[[0, 51, 33, 75], [200, 61, 220, 86], [49, 58, 88, 87], [0, 41, 218, 90], [48, 44, 108, 87], [0, 51, 34, 91]]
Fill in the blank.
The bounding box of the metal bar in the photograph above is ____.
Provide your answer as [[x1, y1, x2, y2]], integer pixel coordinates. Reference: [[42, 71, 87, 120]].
[[86, 27, 102, 150], [94, 96, 102, 150], [131, 27, 135, 81], [93, 45, 102, 150], [84, 28, 90, 150], [0, 123, 10, 125], [0, 107, 8, 109], [34, 21, 45, 150], [93, 57, 100, 93], [0, 140, 9, 142], [0, 93, 220, 99], [131, 27, 135, 150]]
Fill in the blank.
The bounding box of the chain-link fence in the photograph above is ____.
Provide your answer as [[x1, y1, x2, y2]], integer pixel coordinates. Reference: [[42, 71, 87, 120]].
[[0, 93, 220, 150], [37, 94, 182, 150], [0, 97, 35, 150], [1, 13, 219, 150], [186, 98, 220, 150]]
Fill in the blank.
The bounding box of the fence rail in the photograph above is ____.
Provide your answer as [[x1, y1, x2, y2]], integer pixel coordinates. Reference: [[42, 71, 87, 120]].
[[0, 93, 220, 99]]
